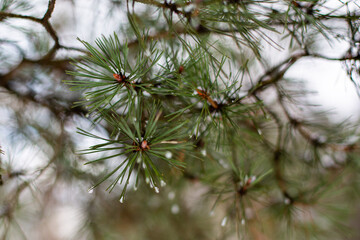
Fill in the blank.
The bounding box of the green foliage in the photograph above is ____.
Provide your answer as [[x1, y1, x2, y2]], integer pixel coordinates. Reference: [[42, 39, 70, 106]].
[[79, 103, 191, 200], [66, 34, 163, 116], [63, 0, 360, 237], [2, 0, 360, 239]]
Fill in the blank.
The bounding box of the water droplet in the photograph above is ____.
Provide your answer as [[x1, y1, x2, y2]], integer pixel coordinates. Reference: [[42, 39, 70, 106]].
[[244, 175, 249, 183], [142, 162, 146, 169], [154, 187, 159, 193], [321, 154, 335, 168], [250, 175, 256, 183], [201, 149, 207, 156], [134, 185, 138, 191], [171, 204, 180, 214], [88, 188, 94, 194], [209, 210, 214, 216], [168, 191, 175, 200], [85, 113, 90, 118], [284, 198, 291, 205], [221, 216, 227, 227], [146, 177, 150, 184], [119, 196, 124, 203], [196, 102, 204, 108], [241, 219, 245, 225], [160, 180, 166, 187], [165, 151, 172, 159], [137, 157, 141, 163]]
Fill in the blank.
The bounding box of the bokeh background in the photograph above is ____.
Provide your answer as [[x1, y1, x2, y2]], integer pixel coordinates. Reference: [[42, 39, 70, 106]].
[[1, 0, 360, 239]]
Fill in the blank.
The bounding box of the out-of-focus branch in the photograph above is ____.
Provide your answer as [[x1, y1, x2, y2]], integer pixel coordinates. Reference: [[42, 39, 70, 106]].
[[0, 0, 86, 61], [0, 1, 60, 58], [253, 93, 295, 202], [276, 86, 359, 153], [236, 52, 306, 101], [134, 0, 185, 15], [0, 123, 65, 219]]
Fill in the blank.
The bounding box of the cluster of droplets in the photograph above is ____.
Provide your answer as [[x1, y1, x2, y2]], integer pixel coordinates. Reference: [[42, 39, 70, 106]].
[[88, 175, 168, 204], [220, 216, 246, 228], [240, 175, 257, 187], [146, 177, 167, 194], [167, 191, 180, 215]]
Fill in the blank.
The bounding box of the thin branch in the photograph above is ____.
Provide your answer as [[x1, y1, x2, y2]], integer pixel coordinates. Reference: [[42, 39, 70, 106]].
[[42, 0, 56, 21], [0, 12, 41, 22]]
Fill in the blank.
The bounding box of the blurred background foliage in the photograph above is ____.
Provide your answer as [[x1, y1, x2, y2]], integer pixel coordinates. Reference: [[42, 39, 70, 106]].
[[1, 0, 360, 239]]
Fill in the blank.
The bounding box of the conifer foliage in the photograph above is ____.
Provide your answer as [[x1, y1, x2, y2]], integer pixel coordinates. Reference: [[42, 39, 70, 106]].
[[1, 0, 360, 239]]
